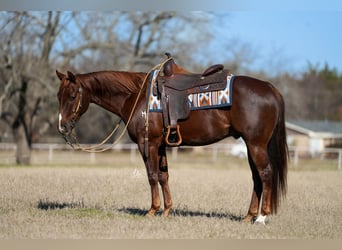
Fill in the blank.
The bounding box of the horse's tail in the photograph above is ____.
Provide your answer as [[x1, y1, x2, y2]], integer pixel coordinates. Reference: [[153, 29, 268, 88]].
[[268, 92, 288, 214]]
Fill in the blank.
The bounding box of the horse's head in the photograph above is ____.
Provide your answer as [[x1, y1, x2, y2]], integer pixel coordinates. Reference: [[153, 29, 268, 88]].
[[56, 70, 89, 136]]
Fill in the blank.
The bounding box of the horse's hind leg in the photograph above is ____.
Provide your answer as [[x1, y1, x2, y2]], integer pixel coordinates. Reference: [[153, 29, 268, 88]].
[[243, 151, 262, 223], [244, 144, 272, 224], [158, 146, 173, 217]]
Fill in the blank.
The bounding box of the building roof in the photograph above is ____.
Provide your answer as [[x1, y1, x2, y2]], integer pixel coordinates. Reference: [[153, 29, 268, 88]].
[[286, 120, 342, 138]]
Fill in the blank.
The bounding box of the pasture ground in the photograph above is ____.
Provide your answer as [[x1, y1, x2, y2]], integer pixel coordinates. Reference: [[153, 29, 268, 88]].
[[0, 150, 341, 239]]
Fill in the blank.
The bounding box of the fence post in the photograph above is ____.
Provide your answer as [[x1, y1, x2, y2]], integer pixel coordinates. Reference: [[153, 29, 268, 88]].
[[90, 152, 96, 164], [212, 146, 218, 162], [338, 150, 342, 171], [48, 145, 54, 163], [130, 144, 136, 162], [172, 147, 178, 161], [293, 148, 299, 167]]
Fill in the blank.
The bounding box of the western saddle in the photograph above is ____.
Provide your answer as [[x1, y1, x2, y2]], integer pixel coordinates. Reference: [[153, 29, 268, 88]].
[[156, 53, 229, 146]]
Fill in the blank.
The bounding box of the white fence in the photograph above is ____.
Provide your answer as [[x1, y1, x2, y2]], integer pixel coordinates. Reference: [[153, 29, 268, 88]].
[[0, 143, 341, 170], [289, 146, 342, 170]]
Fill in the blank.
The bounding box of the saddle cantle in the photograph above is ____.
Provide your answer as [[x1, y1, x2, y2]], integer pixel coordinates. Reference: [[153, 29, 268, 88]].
[[156, 53, 229, 146]]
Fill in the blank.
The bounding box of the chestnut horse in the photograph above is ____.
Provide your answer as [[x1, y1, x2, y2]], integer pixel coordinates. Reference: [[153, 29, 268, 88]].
[[56, 58, 288, 224]]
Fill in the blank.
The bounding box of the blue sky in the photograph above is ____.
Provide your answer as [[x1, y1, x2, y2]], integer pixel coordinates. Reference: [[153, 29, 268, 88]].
[[207, 11, 342, 75], [1, 0, 341, 75]]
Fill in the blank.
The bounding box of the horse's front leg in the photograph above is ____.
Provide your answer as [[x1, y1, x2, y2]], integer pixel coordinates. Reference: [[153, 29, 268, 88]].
[[143, 144, 161, 217], [158, 146, 172, 217]]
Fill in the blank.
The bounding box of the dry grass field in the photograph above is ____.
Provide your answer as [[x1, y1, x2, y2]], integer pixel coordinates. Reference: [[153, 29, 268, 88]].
[[0, 150, 341, 239]]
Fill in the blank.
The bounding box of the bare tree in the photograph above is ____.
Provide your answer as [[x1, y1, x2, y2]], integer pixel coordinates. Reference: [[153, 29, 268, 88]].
[[0, 11, 213, 163], [0, 12, 65, 164], [56, 11, 211, 72]]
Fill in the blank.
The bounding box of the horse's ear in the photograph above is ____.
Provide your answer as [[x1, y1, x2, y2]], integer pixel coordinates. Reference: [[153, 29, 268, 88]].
[[67, 71, 76, 83], [56, 70, 65, 80]]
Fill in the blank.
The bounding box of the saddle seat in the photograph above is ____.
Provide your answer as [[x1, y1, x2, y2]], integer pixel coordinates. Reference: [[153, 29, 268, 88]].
[[162, 66, 227, 93], [163, 58, 225, 90], [155, 53, 229, 146]]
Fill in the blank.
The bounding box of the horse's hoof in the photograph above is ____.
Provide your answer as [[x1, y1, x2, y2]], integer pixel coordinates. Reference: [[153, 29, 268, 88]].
[[145, 208, 158, 217], [145, 212, 155, 218], [242, 214, 256, 223], [162, 208, 172, 217], [254, 215, 267, 225]]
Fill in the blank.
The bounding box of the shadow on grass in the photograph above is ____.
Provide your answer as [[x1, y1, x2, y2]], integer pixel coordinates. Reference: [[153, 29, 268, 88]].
[[37, 199, 85, 210], [118, 207, 243, 222], [37, 201, 243, 222]]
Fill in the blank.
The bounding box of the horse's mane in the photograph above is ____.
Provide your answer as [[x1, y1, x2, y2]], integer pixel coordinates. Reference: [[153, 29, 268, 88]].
[[78, 71, 147, 94], [75, 61, 188, 94]]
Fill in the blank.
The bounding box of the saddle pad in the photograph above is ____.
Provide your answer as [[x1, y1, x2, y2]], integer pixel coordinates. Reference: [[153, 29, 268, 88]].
[[148, 70, 234, 112]]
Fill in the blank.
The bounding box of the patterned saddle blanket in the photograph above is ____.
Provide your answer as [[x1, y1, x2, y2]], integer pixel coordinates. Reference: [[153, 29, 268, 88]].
[[148, 70, 234, 112]]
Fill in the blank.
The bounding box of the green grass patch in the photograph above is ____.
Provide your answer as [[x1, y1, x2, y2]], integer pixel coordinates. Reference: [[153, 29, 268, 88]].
[[65, 208, 116, 219], [37, 199, 116, 219]]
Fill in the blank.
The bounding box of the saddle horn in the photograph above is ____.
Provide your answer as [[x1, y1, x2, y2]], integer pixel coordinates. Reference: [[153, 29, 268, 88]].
[[163, 52, 174, 77], [165, 52, 172, 58]]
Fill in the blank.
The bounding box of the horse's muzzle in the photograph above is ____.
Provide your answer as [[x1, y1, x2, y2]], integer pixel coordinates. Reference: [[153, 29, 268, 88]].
[[58, 124, 68, 135], [58, 113, 74, 136]]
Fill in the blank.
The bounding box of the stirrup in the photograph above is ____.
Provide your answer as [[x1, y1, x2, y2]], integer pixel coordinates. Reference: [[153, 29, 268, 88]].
[[165, 125, 182, 146]]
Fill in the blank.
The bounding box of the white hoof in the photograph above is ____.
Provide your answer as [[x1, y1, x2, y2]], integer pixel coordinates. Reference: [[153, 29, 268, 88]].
[[255, 215, 267, 225]]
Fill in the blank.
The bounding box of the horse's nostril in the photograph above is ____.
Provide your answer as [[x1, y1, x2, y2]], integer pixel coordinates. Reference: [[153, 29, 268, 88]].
[[58, 124, 68, 135], [58, 126, 64, 134]]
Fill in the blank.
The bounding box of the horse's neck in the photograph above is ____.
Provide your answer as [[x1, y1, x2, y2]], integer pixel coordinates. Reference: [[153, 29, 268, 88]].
[[83, 71, 145, 118]]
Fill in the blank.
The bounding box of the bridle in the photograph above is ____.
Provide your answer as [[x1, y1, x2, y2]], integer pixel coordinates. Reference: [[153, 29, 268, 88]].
[[72, 87, 83, 115], [61, 84, 124, 153]]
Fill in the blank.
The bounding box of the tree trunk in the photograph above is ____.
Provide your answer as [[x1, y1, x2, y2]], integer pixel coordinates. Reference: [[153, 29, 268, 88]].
[[13, 121, 31, 165], [12, 79, 31, 165]]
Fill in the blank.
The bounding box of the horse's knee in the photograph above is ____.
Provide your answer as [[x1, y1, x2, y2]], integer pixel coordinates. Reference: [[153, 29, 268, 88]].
[[249, 147, 268, 166], [147, 172, 159, 185], [248, 146, 271, 177], [158, 170, 169, 186], [259, 164, 272, 183]]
